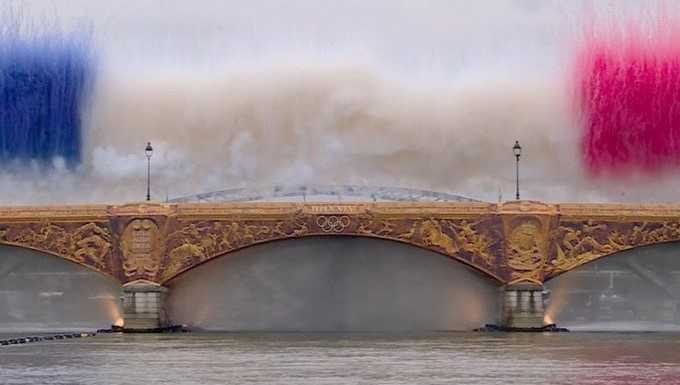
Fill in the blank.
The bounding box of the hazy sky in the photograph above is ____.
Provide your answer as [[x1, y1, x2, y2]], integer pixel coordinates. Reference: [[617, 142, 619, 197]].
[[2, 1, 678, 204]]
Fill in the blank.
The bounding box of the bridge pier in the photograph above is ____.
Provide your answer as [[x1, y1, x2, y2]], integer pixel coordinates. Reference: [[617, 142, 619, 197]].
[[121, 281, 168, 332], [500, 283, 545, 330]]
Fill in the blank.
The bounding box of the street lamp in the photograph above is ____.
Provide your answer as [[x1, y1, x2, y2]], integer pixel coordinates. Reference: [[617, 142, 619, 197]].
[[513, 140, 522, 200], [145, 142, 153, 201]]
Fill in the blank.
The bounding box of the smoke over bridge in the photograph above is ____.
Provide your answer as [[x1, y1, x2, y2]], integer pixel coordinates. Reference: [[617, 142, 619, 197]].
[[1, 2, 680, 203], [1, 2, 680, 333]]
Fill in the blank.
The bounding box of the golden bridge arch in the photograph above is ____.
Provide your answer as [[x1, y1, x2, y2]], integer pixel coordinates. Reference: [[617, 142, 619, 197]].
[[162, 232, 505, 285], [158, 203, 505, 284], [1, 200, 680, 330]]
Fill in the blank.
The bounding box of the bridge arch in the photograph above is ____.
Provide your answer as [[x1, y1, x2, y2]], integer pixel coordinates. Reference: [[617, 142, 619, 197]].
[[544, 241, 680, 330], [160, 229, 504, 285], [545, 212, 680, 281], [0, 220, 116, 282], [165, 235, 501, 331], [0, 239, 117, 282], [546, 239, 680, 282], [0, 244, 123, 331]]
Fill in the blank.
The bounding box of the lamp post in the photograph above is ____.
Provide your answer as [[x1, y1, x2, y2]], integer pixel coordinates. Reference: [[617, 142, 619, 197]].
[[512, 140, 522, 200], [145, 142, 153, 201]]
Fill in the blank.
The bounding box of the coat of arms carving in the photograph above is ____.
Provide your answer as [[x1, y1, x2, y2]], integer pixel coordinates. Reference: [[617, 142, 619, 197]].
[[121, 218, 161, 279]]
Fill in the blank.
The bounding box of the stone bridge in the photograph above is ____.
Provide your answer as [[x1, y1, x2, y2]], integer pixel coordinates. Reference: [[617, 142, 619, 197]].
[[1, 200, 680, 330]]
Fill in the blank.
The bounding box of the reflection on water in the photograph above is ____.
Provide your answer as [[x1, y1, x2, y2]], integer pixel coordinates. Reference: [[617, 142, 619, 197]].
[[0, 245, 122, 332], [167, 237, 500, 331], [546, 242, 680, 331], [1, 332, 680, 385]]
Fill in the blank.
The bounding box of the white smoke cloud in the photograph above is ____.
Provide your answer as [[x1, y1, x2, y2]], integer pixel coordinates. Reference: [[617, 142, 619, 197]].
[[1, 0, 679, 204]]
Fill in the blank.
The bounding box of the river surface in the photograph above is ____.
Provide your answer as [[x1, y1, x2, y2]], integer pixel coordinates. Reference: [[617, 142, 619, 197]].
[[1, 332, 680, 385]]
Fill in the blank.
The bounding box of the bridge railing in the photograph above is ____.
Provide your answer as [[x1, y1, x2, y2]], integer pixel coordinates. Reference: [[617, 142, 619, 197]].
[[167, 185, 481, 203]]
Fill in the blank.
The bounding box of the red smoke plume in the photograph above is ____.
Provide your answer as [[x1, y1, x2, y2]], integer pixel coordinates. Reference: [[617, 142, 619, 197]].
[[576, 19, 680, 175]]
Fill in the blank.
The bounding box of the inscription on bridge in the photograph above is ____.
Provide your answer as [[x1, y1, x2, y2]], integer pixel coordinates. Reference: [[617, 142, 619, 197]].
[[131, 228, 152, 253], [0, 201, 679, 285], [121, 219, 161, 281], [304, 204, 367, 214]]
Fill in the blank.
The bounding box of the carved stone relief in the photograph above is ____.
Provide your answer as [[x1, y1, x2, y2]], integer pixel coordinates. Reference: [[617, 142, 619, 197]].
[[0, 202, 678, 285], [501, 212, 556, 285], [547, 220, 680, 278], [0, 221, 112, 273], [159, 211, 502, 283], [121, 218, 162, 280]]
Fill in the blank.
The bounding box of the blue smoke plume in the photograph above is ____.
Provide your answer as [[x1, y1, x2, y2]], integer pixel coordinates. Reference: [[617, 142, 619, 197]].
[[0, 19, 92, 166]]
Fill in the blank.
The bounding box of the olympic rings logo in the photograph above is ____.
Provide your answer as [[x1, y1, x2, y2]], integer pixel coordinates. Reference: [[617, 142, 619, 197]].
[[315, 215, 351, 233]]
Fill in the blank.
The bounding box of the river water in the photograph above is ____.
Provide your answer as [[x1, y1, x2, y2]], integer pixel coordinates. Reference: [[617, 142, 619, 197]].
[[1, 332, 680, 385]]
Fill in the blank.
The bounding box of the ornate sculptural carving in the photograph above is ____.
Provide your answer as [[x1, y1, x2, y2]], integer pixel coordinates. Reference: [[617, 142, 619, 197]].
[[2, 201, 679, 285], [121, 218, 161, 279], [505, 219, 548, 284], [161, 211, 311, 282], [356, 214, 497, 271], [356, 214, 403, 238], [420, 219, 458, 255], [158, 210, 501, 282], [448, 219, 496, 267], [72, 223, 112, 269], [0, 221, 111, 272], [548, 219, 680, 277]]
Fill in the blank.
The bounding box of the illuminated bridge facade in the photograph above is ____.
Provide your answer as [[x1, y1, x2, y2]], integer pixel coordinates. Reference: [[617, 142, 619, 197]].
[[1, 198, 680, 330]]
